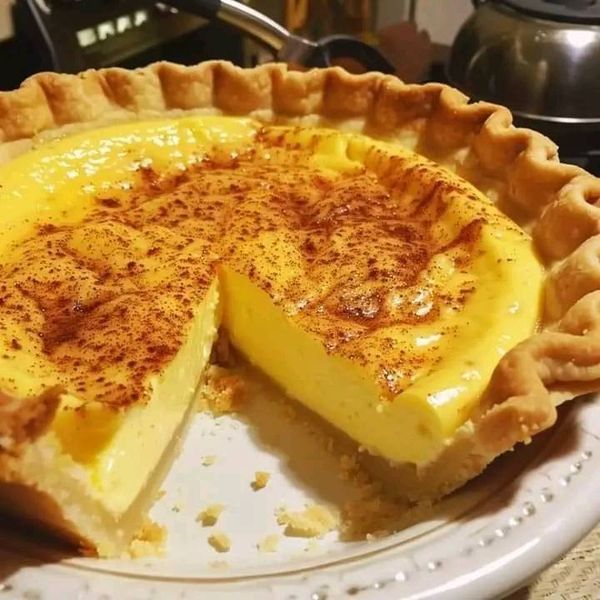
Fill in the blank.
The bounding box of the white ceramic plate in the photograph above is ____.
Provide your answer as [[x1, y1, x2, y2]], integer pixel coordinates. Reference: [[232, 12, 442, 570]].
[[1, 368, 599, 600]]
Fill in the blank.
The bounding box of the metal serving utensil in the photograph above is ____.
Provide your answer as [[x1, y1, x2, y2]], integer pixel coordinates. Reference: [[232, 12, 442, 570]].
[[170, 0, 396, 73]]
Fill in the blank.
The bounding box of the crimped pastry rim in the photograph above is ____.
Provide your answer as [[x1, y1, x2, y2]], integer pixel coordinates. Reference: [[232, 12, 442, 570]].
[[0, 60, 599, 500]]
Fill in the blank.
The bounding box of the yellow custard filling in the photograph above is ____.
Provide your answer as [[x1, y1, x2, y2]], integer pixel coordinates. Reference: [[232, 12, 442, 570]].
[[0, 116, 543, 506]]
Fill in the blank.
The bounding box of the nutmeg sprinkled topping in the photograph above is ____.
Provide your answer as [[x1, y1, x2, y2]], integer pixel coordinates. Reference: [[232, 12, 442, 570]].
[[0, 126, 511, 406]]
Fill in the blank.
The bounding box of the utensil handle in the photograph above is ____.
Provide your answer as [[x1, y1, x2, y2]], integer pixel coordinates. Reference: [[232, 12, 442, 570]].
[[170, 0, 292, 53], [219, 0, 293, 52]]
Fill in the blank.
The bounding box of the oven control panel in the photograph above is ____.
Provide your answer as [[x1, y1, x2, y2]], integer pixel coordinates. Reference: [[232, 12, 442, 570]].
[[13, 0, 208, 72]]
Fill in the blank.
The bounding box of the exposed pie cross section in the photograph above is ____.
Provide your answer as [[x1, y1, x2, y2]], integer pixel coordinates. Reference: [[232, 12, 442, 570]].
[[0, 116, 543, 556]]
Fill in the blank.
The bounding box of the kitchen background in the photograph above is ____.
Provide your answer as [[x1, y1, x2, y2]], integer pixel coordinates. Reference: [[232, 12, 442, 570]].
[[0, 0, 597, 173], [0, 0, 473, 89]]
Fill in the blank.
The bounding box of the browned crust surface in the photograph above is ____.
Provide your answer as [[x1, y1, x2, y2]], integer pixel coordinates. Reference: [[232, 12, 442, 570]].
[[0, 60, 599, 497], [0, 478, 94, 554], [0, 387, 62, 454]]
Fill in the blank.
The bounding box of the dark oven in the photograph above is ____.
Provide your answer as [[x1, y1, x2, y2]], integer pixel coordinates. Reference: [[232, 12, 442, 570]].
[[0, 0, 247, 90]]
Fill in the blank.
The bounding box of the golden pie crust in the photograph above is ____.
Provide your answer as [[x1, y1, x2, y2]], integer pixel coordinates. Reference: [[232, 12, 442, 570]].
[[0, 60, 599, 500]]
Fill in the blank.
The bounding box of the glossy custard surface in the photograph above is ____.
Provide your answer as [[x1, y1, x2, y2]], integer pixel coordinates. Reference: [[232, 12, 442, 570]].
[[0, 116, 543, 475]]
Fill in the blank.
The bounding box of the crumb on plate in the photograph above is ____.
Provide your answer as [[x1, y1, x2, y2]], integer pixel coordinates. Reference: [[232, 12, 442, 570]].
[[251, 471, 271, 491], [126, 518, 166, 559], [197, 503, 225, 527], [276, 503, 339, 538], [208, 531, 231, 553], [257, 534, 279, 553]]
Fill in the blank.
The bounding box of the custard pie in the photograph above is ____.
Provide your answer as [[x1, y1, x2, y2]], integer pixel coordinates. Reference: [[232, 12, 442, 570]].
[[0, 61, 599, 556]]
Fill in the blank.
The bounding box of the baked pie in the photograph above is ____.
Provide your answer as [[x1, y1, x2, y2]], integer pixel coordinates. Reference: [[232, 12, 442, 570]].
[[0, 61, 598, 557]]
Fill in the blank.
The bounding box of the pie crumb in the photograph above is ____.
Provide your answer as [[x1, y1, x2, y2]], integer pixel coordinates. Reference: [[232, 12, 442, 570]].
[[276, 504, 339, 538], [211, 331, 235, 367], [201, 455, 216, 467], [257, 534, 279, 553], [127, 518, 166, 559], [338, 453, 370, 485], [338, 454, 436, 541], [208, 531, 231, 553], [208, 560, 229, 570], [251, 471, 270, 491], [197, 503, 224, 527], [199, 365, 246, 414]]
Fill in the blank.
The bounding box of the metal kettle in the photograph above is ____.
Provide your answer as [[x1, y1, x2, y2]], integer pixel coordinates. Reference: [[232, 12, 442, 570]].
[[448, 0, 600, 142]]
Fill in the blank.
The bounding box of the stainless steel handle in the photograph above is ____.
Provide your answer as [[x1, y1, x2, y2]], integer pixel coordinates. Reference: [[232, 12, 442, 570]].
[[216, 0, 292, 53], [216, 0, 318, 64], [167, 0, 318, 63]]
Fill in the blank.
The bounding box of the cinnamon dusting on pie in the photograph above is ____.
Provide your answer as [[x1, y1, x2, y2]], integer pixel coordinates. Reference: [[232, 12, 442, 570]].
[[0, 128, 493, 410], [0, 386, 62, 452]]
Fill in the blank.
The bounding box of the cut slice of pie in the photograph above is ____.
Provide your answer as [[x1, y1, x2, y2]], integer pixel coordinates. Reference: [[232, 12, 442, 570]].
[[0, 61, 598, 556]]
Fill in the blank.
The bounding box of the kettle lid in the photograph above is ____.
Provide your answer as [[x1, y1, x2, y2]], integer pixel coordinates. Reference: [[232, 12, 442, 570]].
[[496, 0, 600, 23]]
